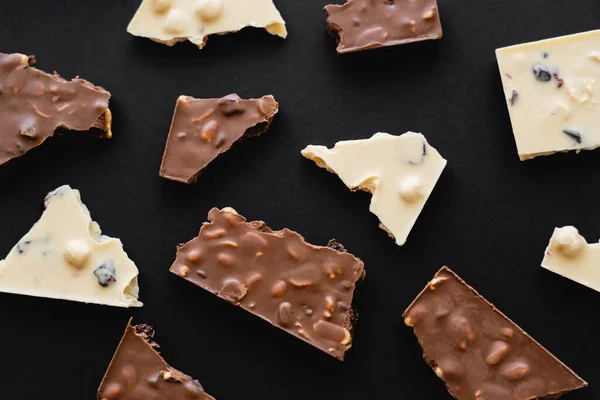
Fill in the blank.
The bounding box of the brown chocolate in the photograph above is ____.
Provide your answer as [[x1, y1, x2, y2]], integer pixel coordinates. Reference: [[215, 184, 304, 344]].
[[0, 53, 112, 167], [325, 0, 443, 54], [169, 207, 365, 360], [97, 319, 215, 400], [404, 267, 587, 400], [159, 94, 278, 184]]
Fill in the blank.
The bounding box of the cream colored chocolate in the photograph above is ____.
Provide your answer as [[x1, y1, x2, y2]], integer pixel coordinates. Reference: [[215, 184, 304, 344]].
[[302, 132, 446, 246], [542, 226, 600, 293], [127, 0, 287, 49], [0, 186, 142, 307], [496, 30, 600, 160]]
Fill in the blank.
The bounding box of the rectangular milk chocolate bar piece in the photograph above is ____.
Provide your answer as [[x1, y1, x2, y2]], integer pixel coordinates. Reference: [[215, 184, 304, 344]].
[[404, 267, 586, 400], [0, 53, 112, 167], [159, 94, 278, 184], [170, 207, 365, 360], [325, 0, 442, 54], [496, 30, 600, 160], [97, 319, 215, 400]]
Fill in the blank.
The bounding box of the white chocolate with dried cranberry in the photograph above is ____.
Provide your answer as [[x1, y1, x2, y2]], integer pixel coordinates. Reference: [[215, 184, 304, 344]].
[[496, 30, 600, 160], [301, 132, 446, 246], [0, 186, 142, 307], [127, 0, 287, 49], [542, 226, 600, 292]]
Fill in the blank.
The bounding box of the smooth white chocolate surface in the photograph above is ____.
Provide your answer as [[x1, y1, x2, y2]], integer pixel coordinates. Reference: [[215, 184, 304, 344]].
[[496, 30, 600, 160], [127, 0, 287, 49], [302, 132, 446, 246], [542, 226, 600, 292], [0, 186, 142, 307]]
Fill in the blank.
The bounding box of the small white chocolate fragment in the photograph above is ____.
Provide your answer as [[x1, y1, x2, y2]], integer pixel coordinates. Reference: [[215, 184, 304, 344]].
[[127, 0, 287, 49], [541, 226, 600, 293], [496, 30, 600, 160], [302, 132, 447, 246], [0, 186, 142, 307]]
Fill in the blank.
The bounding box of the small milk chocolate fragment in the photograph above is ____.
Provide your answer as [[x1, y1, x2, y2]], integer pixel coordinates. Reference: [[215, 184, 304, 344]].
[[404, 267, 586, 400], [159, 94, 278, 184], [170, 207, 365, 360], [97, 319, 215, 400], [0, 53, 112, 167], [325, 0, 443, 54]]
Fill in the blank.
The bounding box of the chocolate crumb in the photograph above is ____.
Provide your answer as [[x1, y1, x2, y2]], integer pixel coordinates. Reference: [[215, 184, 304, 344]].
[[532, 63, 552, 82], [509, 90, 518, 106], [563, 129, 582, 144]]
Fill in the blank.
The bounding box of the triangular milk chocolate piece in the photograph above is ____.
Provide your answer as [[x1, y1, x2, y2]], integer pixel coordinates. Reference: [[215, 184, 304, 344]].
[[169, 207, 365, 360], [159, 94, 278, 184], [97, 319, 215, 400], [404, 267, 586, 400], [0, 185, 141, 307], [0, 53, 112, 166]]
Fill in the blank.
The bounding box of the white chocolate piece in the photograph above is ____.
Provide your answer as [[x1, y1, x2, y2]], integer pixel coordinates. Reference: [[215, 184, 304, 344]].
[[302, 132, 447, 246], [496, 30, 600, 160], [542, 226, 600, 292], [0, 186, 142, 307], [127, 0, 287, 49]]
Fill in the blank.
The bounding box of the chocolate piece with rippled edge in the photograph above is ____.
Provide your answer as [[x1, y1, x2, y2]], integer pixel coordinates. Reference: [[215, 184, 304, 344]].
[[325, 0, 443, 54], [0, 53, 112, 167], [97, 319, 215, 400], [159, 94, 278, 184], [169, 207, 365, 360], [403, 267, 586, 400]]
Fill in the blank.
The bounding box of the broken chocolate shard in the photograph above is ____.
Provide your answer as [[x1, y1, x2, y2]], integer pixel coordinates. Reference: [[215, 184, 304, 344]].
[[0, 53, 112, 167], [404, 267, 587, 400], [97, 319, 215, 400], [169, 207, 365, 360], [325, 0, 443, 54], [159, 94, 279, 184]]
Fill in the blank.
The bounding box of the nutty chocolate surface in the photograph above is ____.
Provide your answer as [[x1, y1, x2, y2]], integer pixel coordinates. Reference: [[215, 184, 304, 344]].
[[0, 53, 112, 167], [325, 0, 443, 54], [404, 267, 586, 400], [97, 320, 214, 400], [159, 94, 278, 184], [170, 207, 365, 360]]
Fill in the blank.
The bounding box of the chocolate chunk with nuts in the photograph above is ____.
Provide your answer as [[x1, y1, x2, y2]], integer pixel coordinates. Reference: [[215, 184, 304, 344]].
[[169, 207, 365, 360], [97, 319, 215, 400], [403, 267, 587, 400], [325, 0, 443, 54], [159, 94, 279, 184], [0, 53, 112, 167]]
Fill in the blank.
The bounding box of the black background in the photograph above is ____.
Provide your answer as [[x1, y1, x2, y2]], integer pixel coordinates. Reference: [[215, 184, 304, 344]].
[[1, 1, 599, 399]]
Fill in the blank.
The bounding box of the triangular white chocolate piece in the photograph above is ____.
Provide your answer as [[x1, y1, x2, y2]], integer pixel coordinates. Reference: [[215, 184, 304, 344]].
[[0, 186, 142, 307], [542, 226, 600, 292], [302, 132, 446, 246], [127, 0, 287, 49]]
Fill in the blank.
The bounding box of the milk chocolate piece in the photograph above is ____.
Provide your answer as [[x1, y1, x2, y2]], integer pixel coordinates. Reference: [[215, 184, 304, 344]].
[[325, 0, 443, 54], [97, 319, 215, 400], [159, 94, 278, 184], [170, 207, 365, 360], [0, 53, 112, 167], [404, 267, 586, 400]]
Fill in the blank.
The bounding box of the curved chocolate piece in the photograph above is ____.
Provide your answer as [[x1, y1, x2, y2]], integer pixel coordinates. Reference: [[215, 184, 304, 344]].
[[97, 319, 215, 400], [159, 94, 278, 184], [325, 0, 443, 54], [404, 267, 587, 400], [0, 53, 112, 167], [169, 207, 365, 360]]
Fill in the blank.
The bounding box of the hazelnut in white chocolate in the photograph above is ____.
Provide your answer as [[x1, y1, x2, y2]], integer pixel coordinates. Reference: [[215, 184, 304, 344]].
[[302, 132, 447, 246], [496, 30, 600, 160], [542, 226, 600, 292], [0, 186, 142, 307], [127, 0, 287, 49]]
